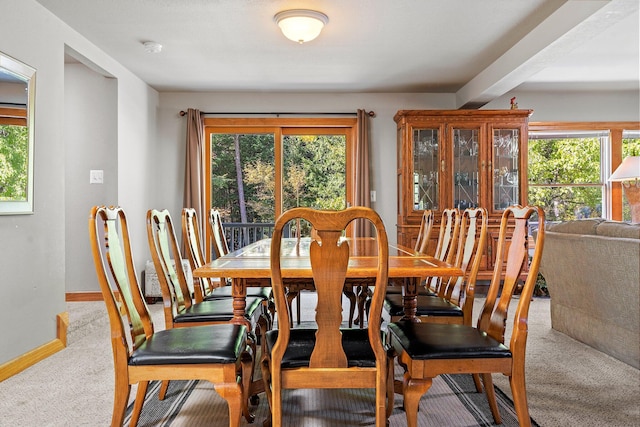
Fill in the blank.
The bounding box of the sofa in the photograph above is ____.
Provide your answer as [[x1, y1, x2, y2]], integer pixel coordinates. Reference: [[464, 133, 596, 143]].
[[538, 218, 640, 369]]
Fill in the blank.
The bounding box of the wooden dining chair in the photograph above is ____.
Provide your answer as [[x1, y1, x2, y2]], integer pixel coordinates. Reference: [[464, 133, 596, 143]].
[[261, 207, 392, 427], [181, 207, 219, 302], [147, 209, 270, 341], [183, 208, 273, 321], [149, 208, 271, 401], [425, 208, 460, 294], [383, 207, 488, 325], [414, 209, 435, 254], [387, 205, 545, 427], [384, 209, 436, 295], [209, 208, 230, 259], [89, 206, 254, 427]]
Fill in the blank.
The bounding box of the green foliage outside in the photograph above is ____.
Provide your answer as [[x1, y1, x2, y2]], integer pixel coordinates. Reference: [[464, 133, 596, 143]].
[[0, 125, 28, 200], [528, 136, 602, 221], [528, 136, 640, 222], [282, 135, 346, 212], [210, 133, 345, 223]]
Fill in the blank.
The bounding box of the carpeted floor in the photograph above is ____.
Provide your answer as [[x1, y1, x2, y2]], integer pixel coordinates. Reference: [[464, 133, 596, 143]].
[[0, 295, 638, 426], [124, 370, 536, 426]]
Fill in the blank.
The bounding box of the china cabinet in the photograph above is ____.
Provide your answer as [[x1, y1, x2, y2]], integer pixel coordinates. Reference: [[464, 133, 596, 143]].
[[395, 109, 533, 280]]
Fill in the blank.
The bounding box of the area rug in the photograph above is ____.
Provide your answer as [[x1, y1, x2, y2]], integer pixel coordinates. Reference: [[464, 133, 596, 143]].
[[125, 373, 539, 427]]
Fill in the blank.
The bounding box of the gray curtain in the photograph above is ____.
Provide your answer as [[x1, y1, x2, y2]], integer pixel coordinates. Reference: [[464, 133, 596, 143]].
[[355, 109, 372, 237], [184, 108, 205, 230]]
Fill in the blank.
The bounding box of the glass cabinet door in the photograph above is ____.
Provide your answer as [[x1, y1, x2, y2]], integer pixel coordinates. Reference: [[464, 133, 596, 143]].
[[452, 128, 479, 210], [412, 128, 439, 211], [493, 128, 520, 210]]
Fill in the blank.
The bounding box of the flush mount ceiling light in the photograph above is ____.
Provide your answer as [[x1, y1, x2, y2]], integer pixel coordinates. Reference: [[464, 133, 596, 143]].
[[142, 41, 163, 53], [274, 9, 329, 44]]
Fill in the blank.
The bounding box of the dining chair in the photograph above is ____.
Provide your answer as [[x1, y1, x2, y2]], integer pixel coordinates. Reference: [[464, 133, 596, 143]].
[[183, 208, 273, 322], [148, 209, 269, 335], [414, 209, 435, 254], [261, 214, 357, 328], [384, 209, 436, 295], [383, 207, 488, 325], [387, 205, 545, 427], [181, 207, 219, 302], [149, 208, 271, 400], [358, 209, 436, 325], [89, 206, 255, 427], [425, 208, 460, 294], [261, 207, 392, 427], [209, 208, 230, 260]]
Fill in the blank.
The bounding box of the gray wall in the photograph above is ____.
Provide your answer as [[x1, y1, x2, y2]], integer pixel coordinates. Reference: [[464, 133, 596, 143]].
[[64, 63, 118, 293], [0, 0, 157, 365]]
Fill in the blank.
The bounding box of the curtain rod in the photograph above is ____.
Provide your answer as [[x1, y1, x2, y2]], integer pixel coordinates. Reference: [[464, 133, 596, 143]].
[[179, 110, 375, 117]]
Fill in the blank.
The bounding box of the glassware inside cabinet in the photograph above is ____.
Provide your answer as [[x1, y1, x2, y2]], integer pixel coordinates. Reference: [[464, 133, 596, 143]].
[[453, 128, 479, 210], [493, 128, 520, 210], [413, 128, 439, 211]]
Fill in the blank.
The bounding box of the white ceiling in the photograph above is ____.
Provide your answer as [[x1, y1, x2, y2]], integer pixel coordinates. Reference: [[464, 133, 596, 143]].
[[36, 0, 639, 108]]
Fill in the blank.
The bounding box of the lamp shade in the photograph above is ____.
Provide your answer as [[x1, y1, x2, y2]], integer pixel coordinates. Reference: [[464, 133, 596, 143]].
[[274, 9, 328, 43], [609, 156, 640, 182]]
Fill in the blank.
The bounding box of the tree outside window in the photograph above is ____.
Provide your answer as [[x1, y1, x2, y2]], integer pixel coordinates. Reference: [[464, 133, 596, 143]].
[[528, 131, 605, 222]]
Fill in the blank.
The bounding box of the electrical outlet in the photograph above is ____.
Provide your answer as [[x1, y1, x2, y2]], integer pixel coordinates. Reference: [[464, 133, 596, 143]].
[[370, 190, 376, 203], [90, 170, 104, 184]]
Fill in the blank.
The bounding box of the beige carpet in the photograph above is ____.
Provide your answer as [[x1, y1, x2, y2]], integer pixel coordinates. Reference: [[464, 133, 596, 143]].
[[123, 369, 531, 426], [0, 296, 638, 426]]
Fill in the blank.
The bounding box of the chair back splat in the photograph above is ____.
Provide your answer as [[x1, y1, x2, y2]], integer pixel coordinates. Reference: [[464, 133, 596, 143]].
[[262, 207, 391, 427], [414, 209, 434, 254], [209, 209, 230, 259], [182, 207, 216, 302], [433, 208, 460, 262], [89, 206, 253, 427], [427, 208, 460, 293]]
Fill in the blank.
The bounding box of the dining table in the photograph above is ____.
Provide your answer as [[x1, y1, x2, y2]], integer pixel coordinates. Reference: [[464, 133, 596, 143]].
[[192, 237, 463, 326]]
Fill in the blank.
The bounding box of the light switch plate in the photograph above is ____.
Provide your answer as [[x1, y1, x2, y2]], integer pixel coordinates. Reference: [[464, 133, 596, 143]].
[[90, 170, 104, 184]]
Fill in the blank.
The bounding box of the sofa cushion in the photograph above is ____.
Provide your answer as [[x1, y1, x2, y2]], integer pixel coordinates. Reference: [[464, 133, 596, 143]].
[[595, 221, 640, 239], [547, 218, 604, 235]]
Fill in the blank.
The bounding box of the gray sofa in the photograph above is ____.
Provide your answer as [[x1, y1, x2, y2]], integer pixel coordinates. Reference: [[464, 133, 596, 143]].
[[539, 218, 640, 369]]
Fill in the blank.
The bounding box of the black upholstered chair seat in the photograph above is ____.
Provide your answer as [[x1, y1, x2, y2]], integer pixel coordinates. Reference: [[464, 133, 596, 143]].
[[174, 296, 263, 324], [204, 285, 272, 301], [129, 323, 248, 366], [265, 328, 380, 369], [388, 321, 511, 360], [383, 294, 462, 317]]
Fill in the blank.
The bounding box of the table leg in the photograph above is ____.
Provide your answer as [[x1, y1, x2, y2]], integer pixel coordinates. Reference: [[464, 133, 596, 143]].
[[401, 277, 420, 322], [231, 278, 252, 328]]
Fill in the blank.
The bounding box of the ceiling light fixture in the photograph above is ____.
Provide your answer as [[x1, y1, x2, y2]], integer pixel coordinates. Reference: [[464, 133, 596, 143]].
[[274, 9, 328, 44], [142, 41, 163, 54]]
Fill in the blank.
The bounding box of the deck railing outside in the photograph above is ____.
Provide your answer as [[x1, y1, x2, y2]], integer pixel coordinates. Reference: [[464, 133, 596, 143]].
[[223, 222, 294, 252]]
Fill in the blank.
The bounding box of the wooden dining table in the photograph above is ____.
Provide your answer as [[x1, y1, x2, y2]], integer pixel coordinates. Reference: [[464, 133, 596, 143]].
[[193, 237, 463, 326]]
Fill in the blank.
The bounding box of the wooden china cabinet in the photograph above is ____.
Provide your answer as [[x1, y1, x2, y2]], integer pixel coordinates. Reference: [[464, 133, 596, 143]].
[[395, 109, 533, 280]]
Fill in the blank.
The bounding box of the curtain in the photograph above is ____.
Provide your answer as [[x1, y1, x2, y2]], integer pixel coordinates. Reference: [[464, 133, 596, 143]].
[[184, 108, 205, 231], [355, 109, 372, 237]]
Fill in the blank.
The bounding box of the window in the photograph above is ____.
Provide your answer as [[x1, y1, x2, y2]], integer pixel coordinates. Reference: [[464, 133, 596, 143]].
[[528, 130, 606, 222], [528, 122, 640, 223], [204, 117, 356, 249], [622, 130, 640, 221]]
